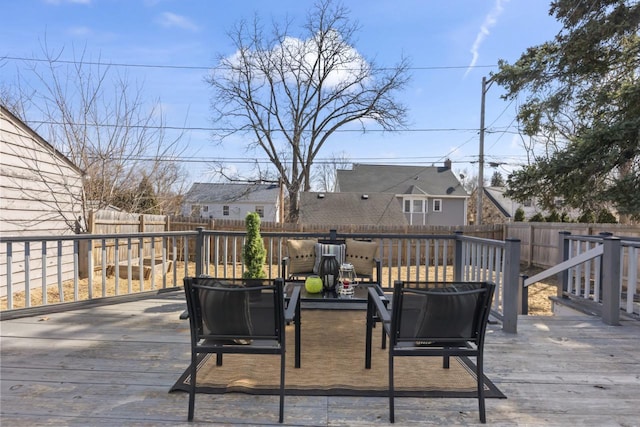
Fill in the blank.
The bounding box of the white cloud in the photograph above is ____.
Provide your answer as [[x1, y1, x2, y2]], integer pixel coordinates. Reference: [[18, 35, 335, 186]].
[[156, 12, 200, 32], [222, 30, 369, 91], [464, 0, 510, 77], [68, 26, 92, 36]]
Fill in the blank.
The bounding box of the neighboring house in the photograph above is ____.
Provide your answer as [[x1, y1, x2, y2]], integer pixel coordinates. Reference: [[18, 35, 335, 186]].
[[0, 105, 84, 235], [298, 192, 408, 226], [182, 182, 283, 222], [335, 161, 469, 226], [469, 186, 582, 224], [1, 104, 84, 296]]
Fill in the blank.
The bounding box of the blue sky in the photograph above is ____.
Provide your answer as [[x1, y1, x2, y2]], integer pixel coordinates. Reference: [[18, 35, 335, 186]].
[[1, 0, 562, 186]]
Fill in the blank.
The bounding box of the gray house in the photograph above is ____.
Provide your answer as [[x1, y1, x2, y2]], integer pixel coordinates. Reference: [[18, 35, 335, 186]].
[[298, 192, 408, 226], [336, 161, 469, 226], [182, 182, 283, 222]]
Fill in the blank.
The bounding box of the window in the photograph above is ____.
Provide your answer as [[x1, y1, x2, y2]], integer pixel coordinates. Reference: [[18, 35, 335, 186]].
[[413, 200, 424, 213], [523, 199, 532, 207], [433, 199, 442, 212], [223, 205, 229, 216], [404, 200, 411, 213], [255, 206, 264, 218], [202, 205, 208, 212], [191, 205, 201, 216]]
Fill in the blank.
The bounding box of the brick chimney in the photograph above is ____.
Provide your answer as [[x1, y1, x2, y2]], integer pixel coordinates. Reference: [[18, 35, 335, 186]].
[[444, 159, 452, 169]]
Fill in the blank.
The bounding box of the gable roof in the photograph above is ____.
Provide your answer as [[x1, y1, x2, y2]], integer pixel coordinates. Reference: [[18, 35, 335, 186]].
[[1, 104, 84, 176], [484, 186, 512, 218], [336, 164, 468, 197], [298, 192, 408, 226], [183, 182, 280, 204]]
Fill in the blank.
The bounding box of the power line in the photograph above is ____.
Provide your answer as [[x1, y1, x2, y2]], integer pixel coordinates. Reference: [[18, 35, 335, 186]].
[[3, 55, 498, 72], [27, 119, 480, 133]]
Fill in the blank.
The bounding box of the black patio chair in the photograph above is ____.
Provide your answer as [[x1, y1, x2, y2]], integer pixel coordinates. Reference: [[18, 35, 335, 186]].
[[387, 280, 496, 424], [183, 276, 286, 423]]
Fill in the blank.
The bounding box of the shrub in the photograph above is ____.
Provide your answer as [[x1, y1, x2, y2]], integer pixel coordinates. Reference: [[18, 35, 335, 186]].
[[242, 212, 267, 279], [514, 207, 525, 222]]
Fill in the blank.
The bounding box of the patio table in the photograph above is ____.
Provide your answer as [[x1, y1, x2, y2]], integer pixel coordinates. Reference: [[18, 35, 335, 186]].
[[284, 281, 388, 368]]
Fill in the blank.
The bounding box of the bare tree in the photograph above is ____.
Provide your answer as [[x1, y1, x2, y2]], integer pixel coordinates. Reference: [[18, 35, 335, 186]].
[[207, 0, 410, 221], [5, 44, 188, 230], [312, 151, 351, 192]]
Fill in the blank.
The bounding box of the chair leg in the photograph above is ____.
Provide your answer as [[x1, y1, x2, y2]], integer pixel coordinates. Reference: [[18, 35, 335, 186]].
[[279, 352, 285, 423], [477, 352, 486, 423], [389, 353, 395, 423], [443, 354, 450, 369], [216, 352, 223, 366], [188, 352, 197, 421]]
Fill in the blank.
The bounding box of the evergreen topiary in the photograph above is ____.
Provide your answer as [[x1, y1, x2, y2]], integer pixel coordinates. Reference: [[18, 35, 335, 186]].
[[242, 212, 267, 279], [514, 207, 525, 222]]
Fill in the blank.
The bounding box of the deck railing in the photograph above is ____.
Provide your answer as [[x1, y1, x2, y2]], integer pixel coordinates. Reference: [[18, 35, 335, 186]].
[[524, 232, 640, 324], [0, 229, 522, 332]]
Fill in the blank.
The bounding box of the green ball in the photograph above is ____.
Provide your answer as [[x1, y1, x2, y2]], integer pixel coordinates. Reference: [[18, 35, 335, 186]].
[[305, 276, 323, 293]]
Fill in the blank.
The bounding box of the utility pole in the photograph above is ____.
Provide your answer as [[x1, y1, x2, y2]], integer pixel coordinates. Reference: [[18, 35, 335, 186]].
[[477, 75, 494, 225]]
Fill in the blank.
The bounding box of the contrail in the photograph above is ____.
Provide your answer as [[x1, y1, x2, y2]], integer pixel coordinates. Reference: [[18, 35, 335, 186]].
[[464, 0, 510, 78]]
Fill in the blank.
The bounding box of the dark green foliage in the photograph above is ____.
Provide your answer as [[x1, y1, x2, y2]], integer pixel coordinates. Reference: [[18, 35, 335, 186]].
[[495, 0, 640, 220], [490, 171, 505, 187], [545, 210, 561, 223], [596, 209, 618, 224], [529, 213, 545, 222], [514, 207, 525, 222], [577, 210, 596, 223], [242, 212, 267, 279]]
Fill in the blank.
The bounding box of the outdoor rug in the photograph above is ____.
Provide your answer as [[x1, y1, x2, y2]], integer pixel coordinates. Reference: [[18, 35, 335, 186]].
[[171, 310, 505, 398]]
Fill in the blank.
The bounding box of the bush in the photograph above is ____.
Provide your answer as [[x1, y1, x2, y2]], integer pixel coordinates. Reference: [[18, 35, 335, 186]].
[[514, 207, 525, 222], [242, 212, 267, 279], [529, 213, 545, 222], [596, 209, 617, 224]]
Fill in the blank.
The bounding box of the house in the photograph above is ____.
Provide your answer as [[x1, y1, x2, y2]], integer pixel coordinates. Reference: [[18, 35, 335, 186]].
[[1, 104, 84, 297], [181, 182, 283, 222], [0, 104, 84, 235], [469, 186, 582, 224], [335, 161, 469, 226], [298, 192, 408, 226]]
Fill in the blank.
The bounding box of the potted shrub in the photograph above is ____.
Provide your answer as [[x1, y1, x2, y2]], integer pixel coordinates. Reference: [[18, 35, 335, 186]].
[[242, 212, 267, 281]]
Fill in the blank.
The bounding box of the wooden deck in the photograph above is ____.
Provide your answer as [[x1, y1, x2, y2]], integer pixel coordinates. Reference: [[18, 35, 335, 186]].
[[2, 291, 640, 426]]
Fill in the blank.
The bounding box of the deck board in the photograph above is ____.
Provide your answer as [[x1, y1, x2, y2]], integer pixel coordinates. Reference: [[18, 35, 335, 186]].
[[2, 291, 640, 426]]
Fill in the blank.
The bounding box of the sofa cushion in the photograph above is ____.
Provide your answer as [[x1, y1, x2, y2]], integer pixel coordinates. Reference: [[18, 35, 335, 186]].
[[345, 239, 378, 277], [313, 243, 346, 274], [286, 239, 317, 274]]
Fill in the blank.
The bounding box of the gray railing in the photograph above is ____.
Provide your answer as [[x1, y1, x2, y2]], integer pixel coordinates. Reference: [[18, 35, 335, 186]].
[[0, 229, 521, 332], [524, 232, 640, 324]]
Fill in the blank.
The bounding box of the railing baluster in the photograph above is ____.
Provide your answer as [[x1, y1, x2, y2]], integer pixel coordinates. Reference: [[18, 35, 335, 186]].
[[114, 238, 120, 295], [7, 243, 13, 309], [101, 239, 107, 297], [57, 241, 64, 303], [41, 241, 47, 305]]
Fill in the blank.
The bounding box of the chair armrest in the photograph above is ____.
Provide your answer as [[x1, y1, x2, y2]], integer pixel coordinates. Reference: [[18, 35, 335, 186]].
[[284, 284, 301, 322], [367, 286, 391, 324]]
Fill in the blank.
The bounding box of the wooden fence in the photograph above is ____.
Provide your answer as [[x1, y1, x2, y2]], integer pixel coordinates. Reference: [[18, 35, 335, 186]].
[[87, 210, 640, 269]]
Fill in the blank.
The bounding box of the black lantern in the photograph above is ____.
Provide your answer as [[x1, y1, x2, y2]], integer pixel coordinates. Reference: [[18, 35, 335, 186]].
[[318, 254, 340, 291]]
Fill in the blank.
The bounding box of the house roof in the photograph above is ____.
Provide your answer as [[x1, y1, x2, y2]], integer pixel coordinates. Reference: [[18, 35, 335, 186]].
[[336, 164, 468, 197], [298, 192, 408, 226], [183, 182, 280, 204], [484, 186, 512, 218], [1, 104, 84, 176]]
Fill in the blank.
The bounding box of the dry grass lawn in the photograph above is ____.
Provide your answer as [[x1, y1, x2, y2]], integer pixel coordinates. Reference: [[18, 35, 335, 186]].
[[1, 263, 558, 315]]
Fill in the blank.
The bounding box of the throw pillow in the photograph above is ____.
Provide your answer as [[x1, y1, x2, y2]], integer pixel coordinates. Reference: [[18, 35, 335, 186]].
[[345, 239, 378, 277], [313, 243, 346, 274], [286, 239, 317, 274]]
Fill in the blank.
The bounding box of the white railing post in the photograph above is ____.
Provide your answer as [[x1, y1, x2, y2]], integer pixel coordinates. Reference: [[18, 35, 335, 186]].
[[502, 238, 521, 334], [601, 237, 621, 326]]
